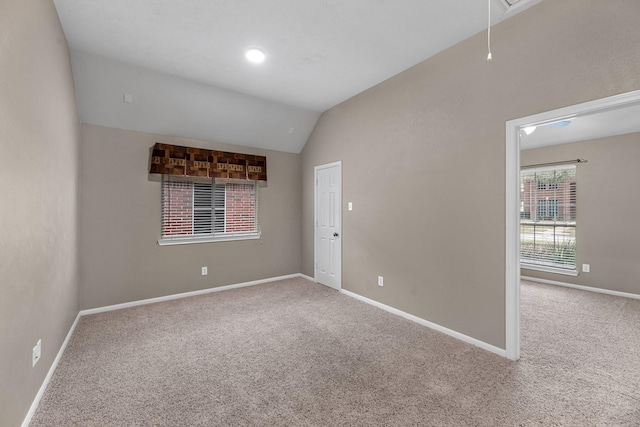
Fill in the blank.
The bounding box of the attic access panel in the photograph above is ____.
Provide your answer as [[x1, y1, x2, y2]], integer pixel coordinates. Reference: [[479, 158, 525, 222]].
[[493, 0, 528, 12]]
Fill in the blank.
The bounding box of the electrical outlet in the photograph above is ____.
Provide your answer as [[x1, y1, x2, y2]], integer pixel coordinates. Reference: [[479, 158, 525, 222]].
[[378, 276, 384, 287], [582, 264, 590, 273], [32, 339, 41, 367], [201, 266, 208, 276]]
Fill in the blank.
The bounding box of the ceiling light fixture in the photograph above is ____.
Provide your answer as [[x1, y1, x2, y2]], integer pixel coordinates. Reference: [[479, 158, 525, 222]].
[[246, 48, 265, 63], [548, 120, 572, 128]]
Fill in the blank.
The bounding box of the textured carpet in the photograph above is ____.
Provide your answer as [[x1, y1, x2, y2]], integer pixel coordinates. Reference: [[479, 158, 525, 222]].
[[30, 278, 640, 426]]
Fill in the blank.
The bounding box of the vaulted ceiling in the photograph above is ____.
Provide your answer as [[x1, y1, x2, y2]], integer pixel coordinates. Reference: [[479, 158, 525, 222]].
[[54, 0, 541, 152]]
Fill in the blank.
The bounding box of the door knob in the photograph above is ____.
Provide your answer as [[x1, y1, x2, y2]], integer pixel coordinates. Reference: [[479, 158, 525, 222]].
[[333, 232, 339, 237]]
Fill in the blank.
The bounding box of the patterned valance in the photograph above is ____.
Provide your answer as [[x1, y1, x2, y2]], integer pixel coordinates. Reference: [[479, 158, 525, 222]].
[[149, 143, 267, 181]]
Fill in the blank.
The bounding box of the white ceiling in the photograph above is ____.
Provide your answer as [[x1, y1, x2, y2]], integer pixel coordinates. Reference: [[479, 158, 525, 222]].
[[520, 102, 640, 150], [53, 0, 541, 152]]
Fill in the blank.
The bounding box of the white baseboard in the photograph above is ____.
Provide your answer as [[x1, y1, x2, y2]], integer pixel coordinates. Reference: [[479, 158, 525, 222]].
[[299, 274, 315, 282], [339, 289, 507, 358], [80, 274, 303, 316], [21, 312, 81, 427], [521, 276, 640, 300]]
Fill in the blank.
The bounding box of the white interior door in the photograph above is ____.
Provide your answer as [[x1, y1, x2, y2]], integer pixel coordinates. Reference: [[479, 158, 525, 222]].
[[315, 161, 341, 290]]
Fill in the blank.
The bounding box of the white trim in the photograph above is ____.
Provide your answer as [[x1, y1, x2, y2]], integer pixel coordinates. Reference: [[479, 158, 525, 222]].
[[505, 120, 521, 361], [339, 289, 506, 358], [505, 89, 640, 363], [314, 160, 343, 169], [21, 313, 81, 427], [514, 91, 640, 129], [492, 0, 539, 14], [158, 232, 260, 246], [299, 274, 315, 282], [521, 264, 578, 277], [522, 276, 640, 300], [313, 160, 342, 290], [80, 274, 302, 315]]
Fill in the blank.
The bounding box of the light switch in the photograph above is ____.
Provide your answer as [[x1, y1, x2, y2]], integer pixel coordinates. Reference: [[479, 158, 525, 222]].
[[348, 202, 353, 211]]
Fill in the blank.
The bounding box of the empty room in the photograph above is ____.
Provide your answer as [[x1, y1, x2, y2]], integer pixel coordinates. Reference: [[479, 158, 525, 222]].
[[1, 0, 640, 425]]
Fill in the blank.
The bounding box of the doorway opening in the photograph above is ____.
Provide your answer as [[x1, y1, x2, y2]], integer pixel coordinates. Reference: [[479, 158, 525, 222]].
[[505, 89, 640, 360]]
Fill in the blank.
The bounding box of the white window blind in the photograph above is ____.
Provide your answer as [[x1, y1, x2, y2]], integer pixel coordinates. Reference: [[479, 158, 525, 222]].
[[213, 184, 225, 233], [160, 176, 259, 245], [520, 165, 576, 270], [193, 182, 213, 234]]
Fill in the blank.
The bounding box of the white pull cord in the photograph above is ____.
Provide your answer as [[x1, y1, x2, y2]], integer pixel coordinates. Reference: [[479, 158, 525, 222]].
[[487, 0, 493, 61]]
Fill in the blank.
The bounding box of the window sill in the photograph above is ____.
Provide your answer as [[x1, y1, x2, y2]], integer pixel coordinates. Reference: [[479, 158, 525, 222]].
[[158, 233, 260, 246], [521, 263, 578, 277]]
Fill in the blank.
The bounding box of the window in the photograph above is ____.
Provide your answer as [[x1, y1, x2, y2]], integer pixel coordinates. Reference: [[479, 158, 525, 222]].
[[159, 176, 259, 245], [548, 199, 558, 219], [520, 165, 576, 272], [537, 199, 547, 219]]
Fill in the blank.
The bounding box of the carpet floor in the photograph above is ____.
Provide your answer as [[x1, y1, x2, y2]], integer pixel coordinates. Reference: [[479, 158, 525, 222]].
[[30, 278, 640, 426]]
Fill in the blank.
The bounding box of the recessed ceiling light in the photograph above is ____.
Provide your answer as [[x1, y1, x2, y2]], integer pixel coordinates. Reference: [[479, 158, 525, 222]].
[[246, 48, 265, 63]]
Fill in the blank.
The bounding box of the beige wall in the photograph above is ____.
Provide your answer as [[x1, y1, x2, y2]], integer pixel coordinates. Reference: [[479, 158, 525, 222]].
[[79, 124, 301, 309], [301, 1, 640, 349], [0, 1, 81, 425], [521, 133, 640, 295]]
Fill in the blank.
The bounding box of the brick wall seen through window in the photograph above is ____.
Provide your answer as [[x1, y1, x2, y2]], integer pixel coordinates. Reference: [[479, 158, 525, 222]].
[[162, 178, 257, 239]]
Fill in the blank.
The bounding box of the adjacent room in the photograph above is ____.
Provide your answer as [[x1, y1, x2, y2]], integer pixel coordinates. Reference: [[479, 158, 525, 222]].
[[1, 0, 639, 425]]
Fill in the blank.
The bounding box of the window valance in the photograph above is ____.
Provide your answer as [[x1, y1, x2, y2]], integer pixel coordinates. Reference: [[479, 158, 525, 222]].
[[149, 143, 267, 181]]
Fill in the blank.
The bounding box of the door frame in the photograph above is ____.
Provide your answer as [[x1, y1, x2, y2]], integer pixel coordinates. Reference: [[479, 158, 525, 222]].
[[314, 160, 342, 290], [504, 89, 640, 361]]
